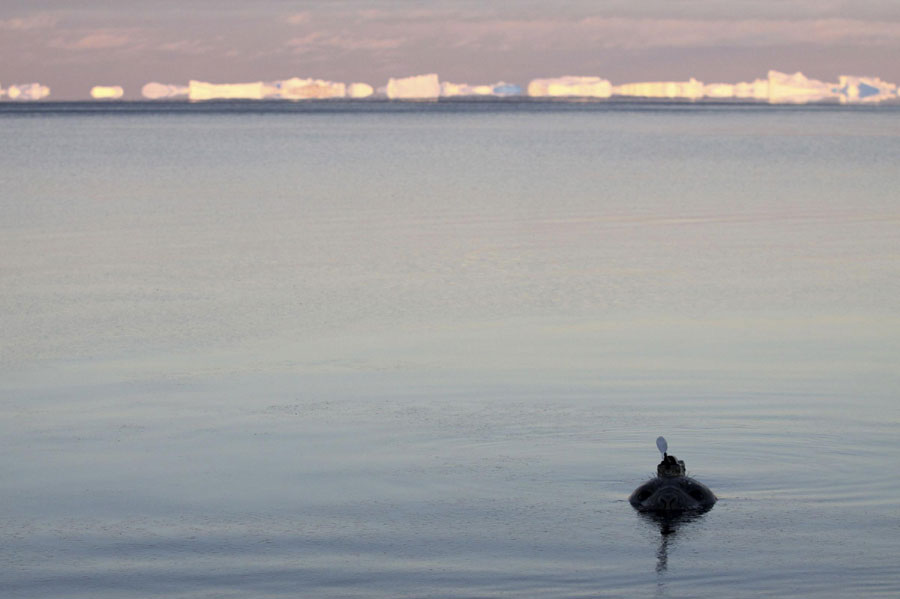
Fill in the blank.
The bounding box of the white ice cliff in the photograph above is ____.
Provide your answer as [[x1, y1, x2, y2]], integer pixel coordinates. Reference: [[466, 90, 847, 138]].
[[528, 76, 612, 98], [732, 78, 771, 100], [4, 83, 50, 100], [613, 78, 705, 100], [188, 80, 266, 101], [142, 82, 189, 99], [766, 71, 837, 104], [347, 83, 374, 99], [386, 74, 441, 100], [90, 86, 124, 100], [440, 81, 523, 97], [266, 78, 346, 100]]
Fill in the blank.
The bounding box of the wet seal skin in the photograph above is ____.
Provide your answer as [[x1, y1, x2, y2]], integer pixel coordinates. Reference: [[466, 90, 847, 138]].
[[630, 437, 717, 514]]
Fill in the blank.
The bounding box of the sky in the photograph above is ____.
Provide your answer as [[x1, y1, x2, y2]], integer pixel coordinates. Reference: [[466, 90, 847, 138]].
[[3, 0, 900, 99]]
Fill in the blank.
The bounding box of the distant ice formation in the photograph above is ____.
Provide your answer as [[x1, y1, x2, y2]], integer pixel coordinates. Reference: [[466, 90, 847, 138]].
[[709, 71, 899, 104], [441, 81, 494, 97], [90, 85, 124, 100], [703, 83, 736, 99], [188, 80, 265, 101], [4, 83, 50, 101], [386, 73, 440, 100], [142, 82, 189, 99], [528, 76, 612, 98], [837, 75, 897, 104], [184, 78, 354, 101], [602, 71, 898, 104], [347, 82, 374, 99], [145, 79, 368, 101], [441, 81, 523, 97], [613, 78, 705, 100], [266, 78, 346, 100], [62, 69, 899, 105], [733, 78, 770, 100], [766, 71, 836, 104]]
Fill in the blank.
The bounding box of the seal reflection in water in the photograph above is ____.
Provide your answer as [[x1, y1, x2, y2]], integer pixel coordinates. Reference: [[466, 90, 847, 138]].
[[630, 437, 716, 514]]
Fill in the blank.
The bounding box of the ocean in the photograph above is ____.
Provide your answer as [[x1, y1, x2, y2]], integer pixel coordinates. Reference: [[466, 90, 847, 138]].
[[1, 100, 899, 598]]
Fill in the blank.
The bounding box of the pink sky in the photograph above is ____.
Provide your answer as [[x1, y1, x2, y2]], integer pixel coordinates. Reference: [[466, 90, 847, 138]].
[[3, 1, 900, 99]]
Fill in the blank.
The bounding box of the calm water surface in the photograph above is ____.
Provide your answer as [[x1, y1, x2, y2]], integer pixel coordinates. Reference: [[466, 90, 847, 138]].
[[1, 101, 899, 598]]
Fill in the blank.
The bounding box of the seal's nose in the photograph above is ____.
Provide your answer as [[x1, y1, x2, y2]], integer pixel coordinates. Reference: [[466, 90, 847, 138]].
[[655, 489, 683, 511]]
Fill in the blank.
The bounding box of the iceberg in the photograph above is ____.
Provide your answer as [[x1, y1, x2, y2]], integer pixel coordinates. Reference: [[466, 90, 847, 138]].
[[440, 81, 523, 97], [733, 78, 770, 100], [142, 82, 189, 99], [90, 85, 124, 100], [266, 77, 346, 100], [703, 83, 736, 99], [528, 76, 612, 98], [347, 82, 374, 99], [188, 80, 265, 101], [766, 71, 837, 104], [613, 78, 705, 100], [441, 81, 492, 97], [169, 78, 354, 101], [5, 83, 50, 101], [837, 75, 897, 104], [386, 73, 440, 100]]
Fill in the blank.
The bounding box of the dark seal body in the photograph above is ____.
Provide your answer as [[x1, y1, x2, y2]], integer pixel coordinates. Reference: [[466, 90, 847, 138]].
[[630, 454, 716, 513]]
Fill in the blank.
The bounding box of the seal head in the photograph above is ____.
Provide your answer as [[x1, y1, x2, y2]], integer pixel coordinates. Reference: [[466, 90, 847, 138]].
[[630, 453, 716, 514]]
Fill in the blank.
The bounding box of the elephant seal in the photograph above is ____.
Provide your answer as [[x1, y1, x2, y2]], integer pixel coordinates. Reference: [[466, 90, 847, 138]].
[[630, 438, 716, 514]]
